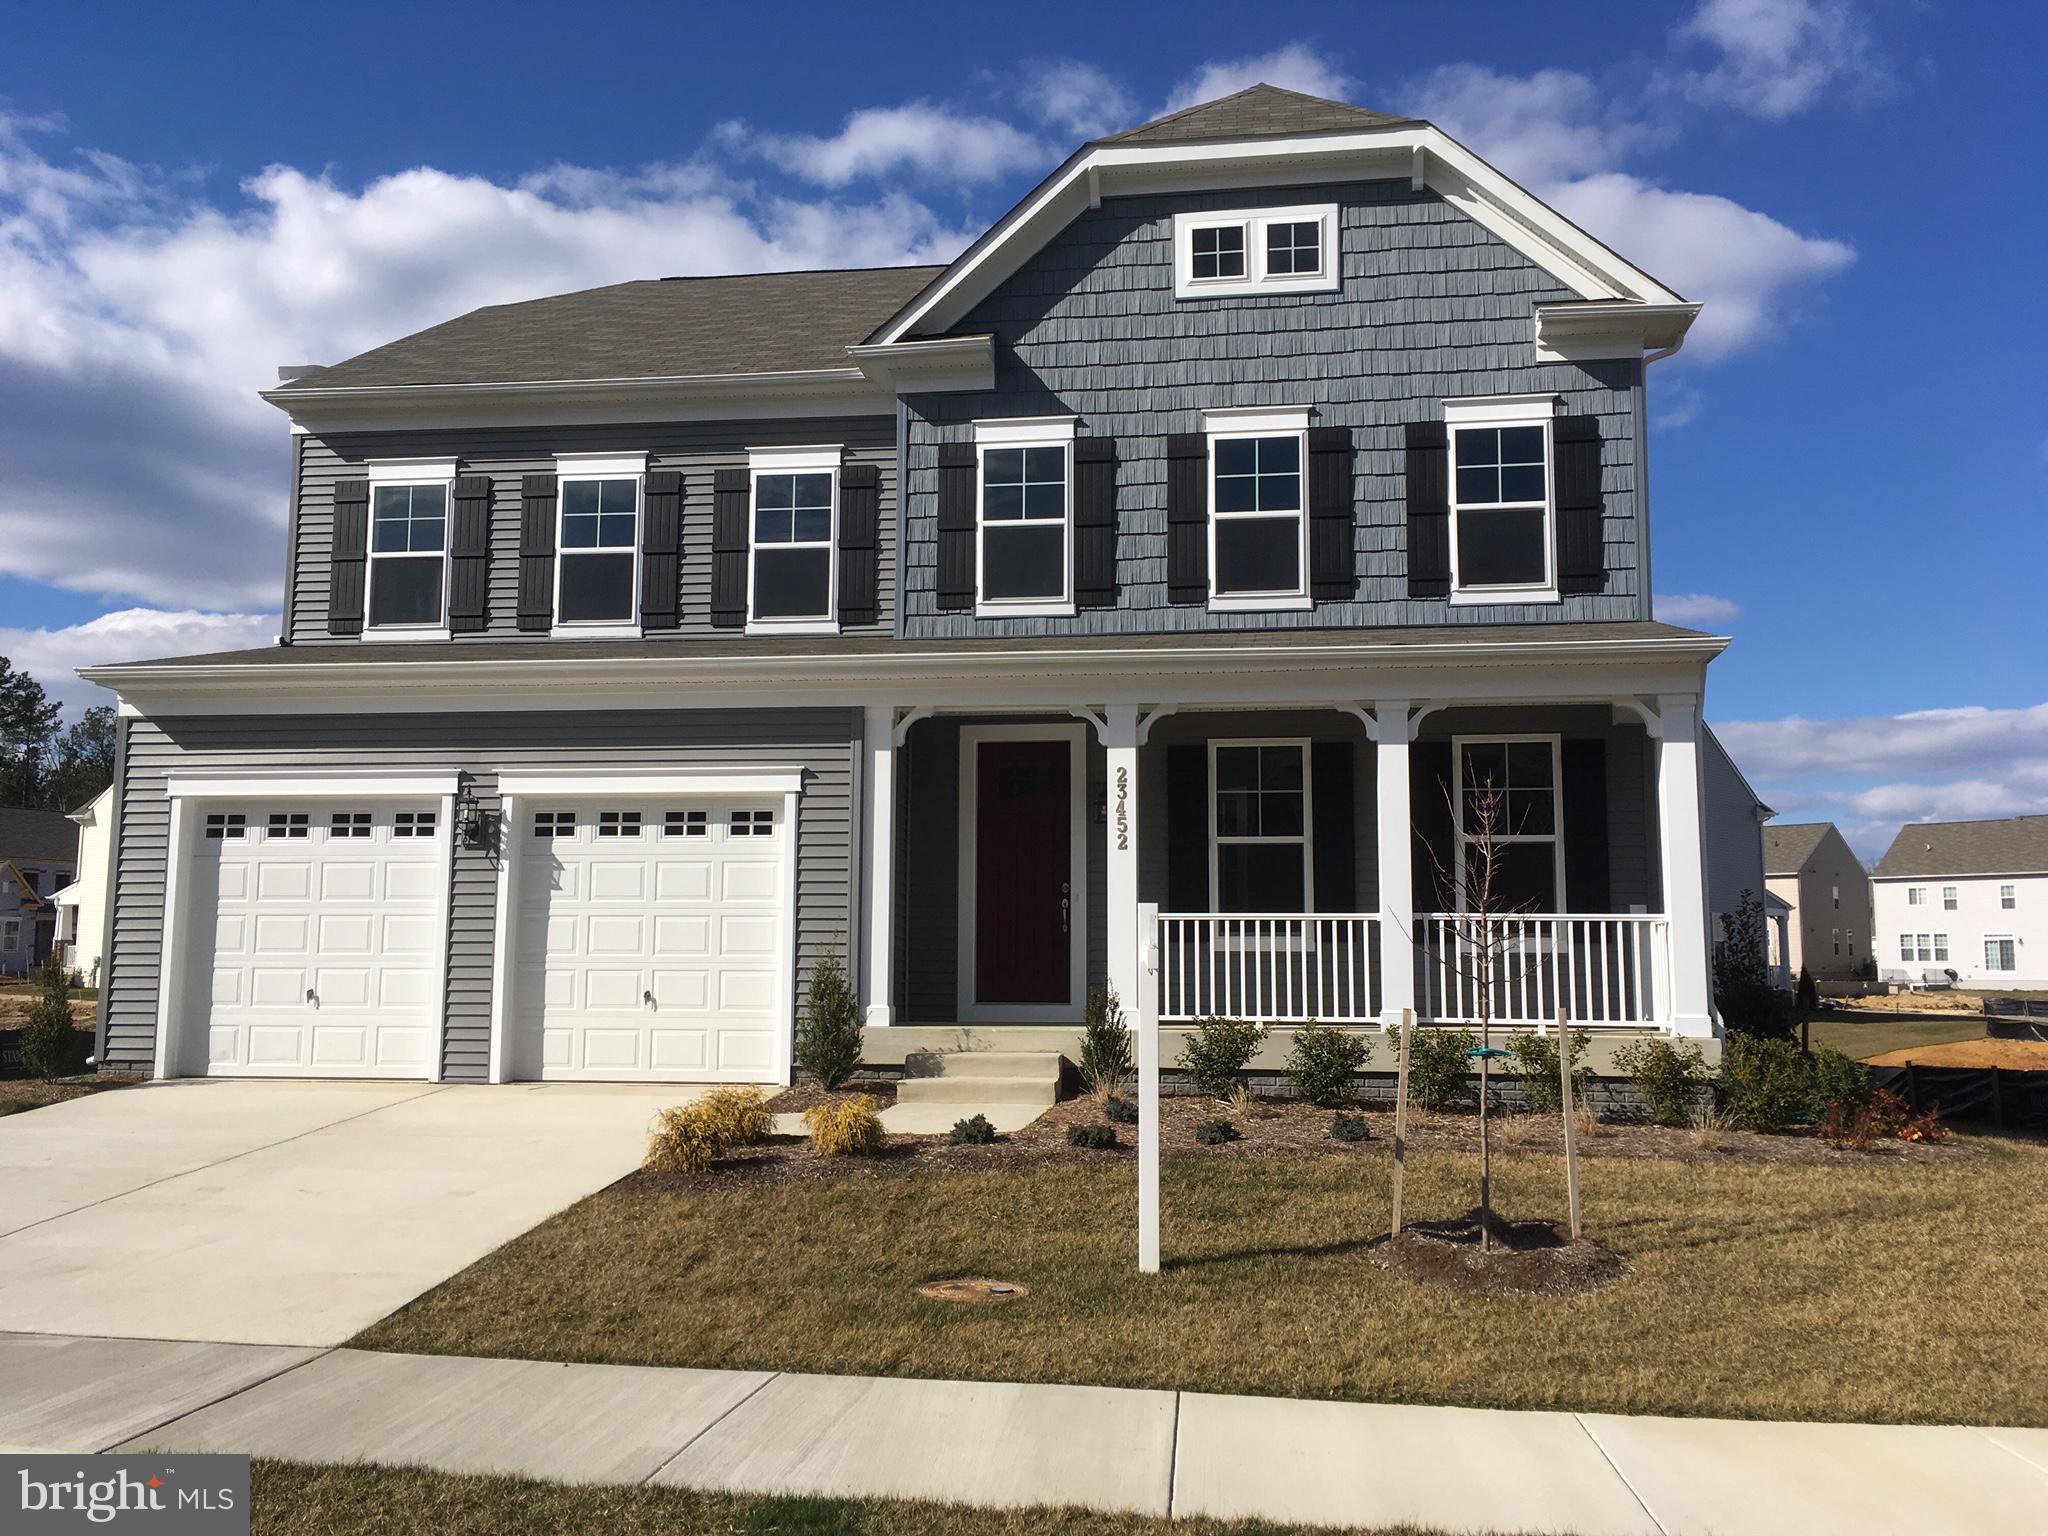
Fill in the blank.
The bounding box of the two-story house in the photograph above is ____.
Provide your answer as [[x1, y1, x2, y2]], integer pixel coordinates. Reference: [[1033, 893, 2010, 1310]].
[[1763, 822, 1872, 988], [85, 85, 1728, 1087], [0, 807, 79, 975], [1874, 815, 2046, 990]]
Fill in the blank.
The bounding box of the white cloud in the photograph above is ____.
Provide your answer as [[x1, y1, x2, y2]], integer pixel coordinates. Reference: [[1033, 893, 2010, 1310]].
[[1020, 61, 1139, 140], [1676, 0, 1882, 120], [0, 608, 279, 712], [1655, 592, 1742, 624], [1403, 65, 1658, 186], [724, 105, 1047, 188], [1165, 43, 1354, 113]]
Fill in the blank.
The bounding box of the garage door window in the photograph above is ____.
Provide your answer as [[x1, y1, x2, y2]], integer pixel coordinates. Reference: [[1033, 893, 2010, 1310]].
[[730, 809, 775, 837], [534, 811, 576, 838], [394, 811, 436, 839], [598, 810, 643, 838], [664, 810, 707, 837], [266, 813, 310, 839], [205, 813, 246, 840], [330, 812, 372, 838]]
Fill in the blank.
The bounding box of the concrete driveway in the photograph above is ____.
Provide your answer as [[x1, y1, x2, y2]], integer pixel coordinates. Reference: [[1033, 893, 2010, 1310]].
[[0, 1079, 698, 1347]]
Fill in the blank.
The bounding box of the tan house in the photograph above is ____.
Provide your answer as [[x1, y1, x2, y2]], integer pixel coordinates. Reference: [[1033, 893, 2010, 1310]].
[[1763, 822, 1872, 986]]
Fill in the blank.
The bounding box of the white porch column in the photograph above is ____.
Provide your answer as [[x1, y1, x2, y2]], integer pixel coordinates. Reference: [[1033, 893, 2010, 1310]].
[[861, 704, 897, 1029], [1372, 700, 1417, 1030], [1655, 692, 1716, 1037], [1103, 704, 1143, 1018]]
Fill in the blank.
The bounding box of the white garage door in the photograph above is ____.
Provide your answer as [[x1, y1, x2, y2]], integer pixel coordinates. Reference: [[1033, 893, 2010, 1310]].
[[514, 800, 787, 1081], [185, 803, 445, 1077]]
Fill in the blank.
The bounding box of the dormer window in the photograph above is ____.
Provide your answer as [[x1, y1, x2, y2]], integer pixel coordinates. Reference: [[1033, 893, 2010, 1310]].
[[1174, 205, 1338, 299], [554, 453, 645, 633], [365, 459, 455, 636]]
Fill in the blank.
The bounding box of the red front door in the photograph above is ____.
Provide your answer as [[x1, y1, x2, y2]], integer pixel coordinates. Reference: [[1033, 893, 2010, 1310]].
[[974, 739, 1072, 1007]]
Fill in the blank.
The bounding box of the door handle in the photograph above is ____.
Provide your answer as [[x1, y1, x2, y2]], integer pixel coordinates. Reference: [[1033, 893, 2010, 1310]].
[[305, 989, 319, 1009], [643, 990, 656, 1010]]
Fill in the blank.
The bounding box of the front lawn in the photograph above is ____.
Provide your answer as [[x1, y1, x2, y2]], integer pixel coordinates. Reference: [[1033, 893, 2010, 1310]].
[[253, 1462, 1450, 1536], [355, 1108, 2048, 1427]]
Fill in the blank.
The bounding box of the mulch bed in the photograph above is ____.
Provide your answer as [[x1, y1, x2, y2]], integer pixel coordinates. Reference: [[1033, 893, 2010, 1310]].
[[1370, 1215, 1627, 1298], [762, 1077, 900, 1113]]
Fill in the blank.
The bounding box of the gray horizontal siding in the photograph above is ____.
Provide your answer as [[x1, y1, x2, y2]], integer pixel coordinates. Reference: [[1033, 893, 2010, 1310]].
[[288, 418, 896, 644], [104, 709, 858, 1081], [903, 179, 1646, 637]]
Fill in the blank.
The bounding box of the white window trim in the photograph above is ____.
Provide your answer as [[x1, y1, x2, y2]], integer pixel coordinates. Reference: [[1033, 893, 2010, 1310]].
[[2000, 884, 2017, 909], [1941, 886, 1958, 910], [973, 416, 1076, 617], [1450, 733, 1566, 913], [1204, 407, 1312, 613], [551, 452, 647, 637], [1443, 394, 1560, 607], [746, 445, 841, 635], [364, 459, 457, 640], [1173, 204, 1340, 300], [1907, 886, 1927, 906], [1208, 737, 1316, 915], [1984, 935, 2018, 972]]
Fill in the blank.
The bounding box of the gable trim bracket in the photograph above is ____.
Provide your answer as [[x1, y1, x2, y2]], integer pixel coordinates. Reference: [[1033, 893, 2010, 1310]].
[[846, 334, 996, 394], [1535, 300, 1703, 363]]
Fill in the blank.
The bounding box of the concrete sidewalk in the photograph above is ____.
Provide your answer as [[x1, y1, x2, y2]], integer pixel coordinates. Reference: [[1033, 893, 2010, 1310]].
[[7, 1332, 2046, 1535]]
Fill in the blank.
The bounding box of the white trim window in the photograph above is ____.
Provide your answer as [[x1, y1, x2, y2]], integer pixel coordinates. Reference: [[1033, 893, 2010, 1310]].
[[554, 453, 645, 632], [1205, 407, 1310, 610], [1907, 886, 1926, 907], [1453, 735, 1564, 914], [1443, 396, 1558, 604], [1173, 204, 1340, 299], [1941, 885, 1958, 910], [975, 417, 1073, 614], [1210, 740, 1313, 913], [2001, 884, 2017, 910], [366, 459, 455, 635], [748, 446, 839, 631], [1985, 936, 2017, 973], [1900, 933, 1949, 964]]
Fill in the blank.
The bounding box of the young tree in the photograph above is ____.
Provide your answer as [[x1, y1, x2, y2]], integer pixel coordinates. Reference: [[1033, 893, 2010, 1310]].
[[0, 657, 60, 808], [19, 950, 79, 1080], [1714, 889, 1791, 1041]]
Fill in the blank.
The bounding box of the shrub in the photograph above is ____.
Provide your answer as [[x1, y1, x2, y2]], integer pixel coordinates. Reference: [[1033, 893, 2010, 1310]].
[[1865, 1088, 1911, 1138], [1194, 1118, 1241, 1145], [1176, 1017, 1268, 1100], [1613, 1036, 1710, 1126], [1719, 1035, 1817, 1132], [1076, 987, 1133, 1100], [19, 952, 78, 1082], [1899, 1103, 1950, 1143], [1820, 1098, 1871, 1152], [1285, 1022, 1371, 1106], [1505, 1028, 1590, 1116], [803, 1094, 885, 1157], [950, 1113, 997, 1145], [1104, 1095, 1138, 1125], [794, 944, 863, 1089], [1811, 1048, 1872, 1116], [1386, 1021, 1476, 1110], [1330, 1112, 1372, 1143], [645, 1105, 724, 1174], [691, 1086, 773, 1149], [1714, 889, 1793, 1041], [1067, 1122, 1118, 1150]]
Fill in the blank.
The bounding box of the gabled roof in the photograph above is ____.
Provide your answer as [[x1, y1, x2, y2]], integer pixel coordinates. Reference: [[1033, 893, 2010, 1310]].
[[1763, 822, 1837, 875], [0, 807, 79, 866], [1875, 815, 2048, 880], [1093, 84, 1418, 146]]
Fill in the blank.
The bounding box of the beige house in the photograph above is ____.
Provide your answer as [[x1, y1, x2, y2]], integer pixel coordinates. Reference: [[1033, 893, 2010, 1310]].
[[1763, 822, 1872, 985]]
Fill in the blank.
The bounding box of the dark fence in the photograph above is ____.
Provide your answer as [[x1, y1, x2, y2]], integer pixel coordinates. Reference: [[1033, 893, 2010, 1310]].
[[1868, 1063, 2048, 1131], [1985, 997, 2048, 1042]]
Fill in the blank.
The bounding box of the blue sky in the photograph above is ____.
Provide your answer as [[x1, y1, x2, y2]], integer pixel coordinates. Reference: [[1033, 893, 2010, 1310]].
[[1, 0, 2042, 857]]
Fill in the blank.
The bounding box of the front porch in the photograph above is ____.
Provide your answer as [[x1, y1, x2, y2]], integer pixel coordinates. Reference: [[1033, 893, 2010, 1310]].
[[857, 687, 1718, 1044]]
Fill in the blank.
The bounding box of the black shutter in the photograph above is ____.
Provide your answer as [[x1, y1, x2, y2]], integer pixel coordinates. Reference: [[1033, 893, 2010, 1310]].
[[516, 474, 557, 632], [1410, 740, 1457, 911], [711, 468, 748, 628], [327, 477, 369, 636], [1562, 739, 1611, 913], [1166, 743, 1210, 912], [1166, 433, 1207, 604], [1404, 421, 1450, 599], [448, 475, 492, 633], [838, 461, 880, 626], [1307, 426, 1355, 601], [639, 469, 682, 631], [1311, 740, 1356, 911], [935, 442, 975, 611], [1073, 437, 1118, 609], [1553, 415, 1604, 594]]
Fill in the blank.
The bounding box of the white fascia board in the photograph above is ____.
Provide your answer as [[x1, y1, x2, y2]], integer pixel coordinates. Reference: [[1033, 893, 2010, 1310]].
[[748, 444, 843, 472], [167, 772, 461, 799], [973, 415, 1077, 444], [554, 451, 648, 478], [1201, 405, 1311, 434], [1442, 394, 1559, 424], [845, 335, 995, 393], [367, 458, 459, 484], [497, 769, 804, 798]]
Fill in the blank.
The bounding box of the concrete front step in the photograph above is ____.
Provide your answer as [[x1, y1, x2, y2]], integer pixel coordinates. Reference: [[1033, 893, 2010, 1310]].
[[893, 1075, 1059, 1108], [903, 1051, 1062, 1082]]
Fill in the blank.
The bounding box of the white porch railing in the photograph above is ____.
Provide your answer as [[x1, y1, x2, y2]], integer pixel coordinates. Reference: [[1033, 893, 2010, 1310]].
[[1415, 913, 1670, 1028], [1156, 913, 1382, 1024]]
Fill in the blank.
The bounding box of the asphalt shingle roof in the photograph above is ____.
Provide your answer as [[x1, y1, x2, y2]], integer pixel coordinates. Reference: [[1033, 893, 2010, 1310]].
[[1763, 822, 1836, 875], [274, 266, 947, 391], [0, 807, 80, 866], [1094, 84, 1416, 145], [1874, 815, 2048, 880]]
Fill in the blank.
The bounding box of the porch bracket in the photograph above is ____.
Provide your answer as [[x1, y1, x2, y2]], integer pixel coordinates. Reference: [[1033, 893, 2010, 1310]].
[[891, 704, 935, 748], [1611, 696, 1664, 738], [1068, 705, 1109, 738], [1135, 703, 1178, 745]]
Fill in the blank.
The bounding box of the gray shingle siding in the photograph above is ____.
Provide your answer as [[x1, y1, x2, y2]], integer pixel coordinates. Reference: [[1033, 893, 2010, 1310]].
[[103, 709, 857, 1080], [287, 417, 896, 644], [901, 179, 1646, 637]]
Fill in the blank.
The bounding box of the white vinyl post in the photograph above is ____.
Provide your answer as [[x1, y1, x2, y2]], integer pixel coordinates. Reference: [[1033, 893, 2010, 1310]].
[[1374, 700, 1416, 1030], [862, 704, 897, 1029], [1655, 692, 1716, 1037], [1137, 899, 1161, 1274], [1103, 705, 1142, 1015]]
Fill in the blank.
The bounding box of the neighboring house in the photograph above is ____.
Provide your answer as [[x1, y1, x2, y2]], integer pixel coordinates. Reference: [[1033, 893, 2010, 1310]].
[[1762, 889, 1794, 990], [53, 786, 115, 984], [1701, 726, 1773, 970], [0, 807, 81, 974], [1763, 822, 1872, 986], [1873, 815, 2048, 990], [84, 84, 1734, 1087]]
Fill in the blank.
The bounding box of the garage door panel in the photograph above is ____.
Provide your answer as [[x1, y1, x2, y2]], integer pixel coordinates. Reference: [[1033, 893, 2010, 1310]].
[[256, 862, 315, 902], [378, 969, 437, 1009], [254, 914, 311, 955], [649, 1031, 707, 1069], [718, 1032, 776, 1071], [655, 862, 714, 902], [718, 971, 777, 1012], [383, 862, 441, 901], [651, 969, 710, 1011], [720, 862, 781, 903], [588, 861, 649, 901], [654, 915, 711, 957], [587, 915, 647, 955], [377, 1028, 432, 1067], [585, 968, 644, 1009], [216, 864, 250, 901], [541, 1029, 574, 1069], [310, 1026, 369, 1067], [247, 1026, 305, 1066], [312, 967, 373, 1008], [581, 1030, 642, 1071], [318, 914, 375, 954], [320, 862, 377, 901], [209, 971, 244, 1007], [207, 1028, 238, 1065], [250, 968, 308, 1007], [380, 913, 438, 955], [720, 914, 778, 955], [214, 914, 248, 953]]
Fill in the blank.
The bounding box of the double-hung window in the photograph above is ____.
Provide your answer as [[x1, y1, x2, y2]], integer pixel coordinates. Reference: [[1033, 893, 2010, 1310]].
[[366, 459, 455, 635], [748, 447, 838, 630], [1211, 741, 1311, 913], [1453, 736, 1563, 913], [1205, 407, 1309, 609], [2000, 884, 2017, 910], [975, 417, 1073, 613], [1443, 396, 1558, 603], [554, 453, 645, 631], [1173, 205, 1338, 299], [1941, 886, 1958, 910]]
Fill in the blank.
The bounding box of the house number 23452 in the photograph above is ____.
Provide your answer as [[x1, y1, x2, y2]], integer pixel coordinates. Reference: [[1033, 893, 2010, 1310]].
[[1114, 766, 1130, 852]]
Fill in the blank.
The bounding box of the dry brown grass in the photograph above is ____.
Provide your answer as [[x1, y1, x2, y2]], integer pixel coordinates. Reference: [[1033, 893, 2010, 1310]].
[[0, 1073, 139, 1116], [356, 1129, 2048, 1426]]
